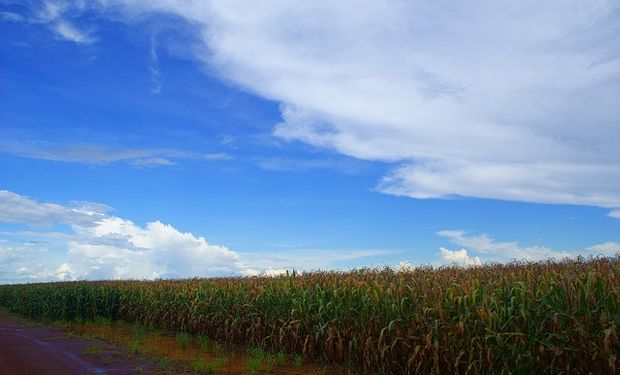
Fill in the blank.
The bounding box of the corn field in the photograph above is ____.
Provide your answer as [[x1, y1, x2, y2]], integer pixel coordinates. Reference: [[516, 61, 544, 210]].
[[0, 256, 618, 374]]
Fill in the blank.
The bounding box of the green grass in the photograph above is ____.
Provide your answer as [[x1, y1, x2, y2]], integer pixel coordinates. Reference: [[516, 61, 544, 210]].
[[130, 338, 142, 355], [133, 324, 145, 342], [190, 357, 208, 373], [276, 350, 286, 365], [246, 347, 265, 374], [196, 335, 210, 352], [264, 353, 277, 373], [94, 316, 111, 326], [176, 332, 191, 349], [212, 342, 222, 355], [82, 344, 102, 356], [206, 356, 228, 372]]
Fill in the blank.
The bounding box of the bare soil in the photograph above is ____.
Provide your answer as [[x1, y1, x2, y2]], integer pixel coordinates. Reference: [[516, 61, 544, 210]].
[[0, 317, 170, 374]]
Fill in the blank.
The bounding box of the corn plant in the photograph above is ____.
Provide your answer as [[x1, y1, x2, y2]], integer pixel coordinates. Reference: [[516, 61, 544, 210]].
[[0, 256, 617, 374]]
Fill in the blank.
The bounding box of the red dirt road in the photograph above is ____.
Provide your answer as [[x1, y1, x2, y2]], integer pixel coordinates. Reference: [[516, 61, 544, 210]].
[[0, 318, 161, 374]]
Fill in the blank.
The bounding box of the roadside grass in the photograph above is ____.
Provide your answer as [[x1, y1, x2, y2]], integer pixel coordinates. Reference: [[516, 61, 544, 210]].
[[47, 317, 347, 374], [82, 343, 102, 356], [190, 355, 230, 373], [246, 347, 265, 374], [176, 332, 191, 349], [196, 335, 209, 352]]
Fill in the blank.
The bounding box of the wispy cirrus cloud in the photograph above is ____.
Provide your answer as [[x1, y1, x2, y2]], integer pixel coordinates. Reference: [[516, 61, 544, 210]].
[[149, 35, 162, 94], [0, 139, 232, 167], [35, 1, 97, 44], [256, 156, 371, 175], [0, 11, 24, 22], [52, 20, 96, 44]]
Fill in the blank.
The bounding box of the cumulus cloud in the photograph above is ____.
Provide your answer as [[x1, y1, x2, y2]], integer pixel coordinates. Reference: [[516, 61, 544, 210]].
[[78, 0, 620, 214], [261, 268, 290, 277], [438, 248, 481, 267], [0, 190, 256, 282], [396, 261, 415, 273], [608, 210, 620, 219], [64, 217, 251, 280]]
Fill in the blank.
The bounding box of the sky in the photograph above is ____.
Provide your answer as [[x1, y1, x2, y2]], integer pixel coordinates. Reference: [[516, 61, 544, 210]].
[[1, 0, 619, 283]]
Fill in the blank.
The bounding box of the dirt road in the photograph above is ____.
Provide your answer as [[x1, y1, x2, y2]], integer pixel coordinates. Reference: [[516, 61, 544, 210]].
[[0, 318, 162, 374]]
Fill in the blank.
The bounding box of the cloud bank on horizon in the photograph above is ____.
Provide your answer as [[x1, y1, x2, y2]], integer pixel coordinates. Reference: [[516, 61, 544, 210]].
[[0, 190, 395, 282], [0, 190, 254, 281], [1, 190, 618, 283]]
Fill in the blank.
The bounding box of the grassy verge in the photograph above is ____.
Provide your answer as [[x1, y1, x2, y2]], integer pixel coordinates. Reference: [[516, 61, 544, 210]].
[[0, 307, 345, 374]]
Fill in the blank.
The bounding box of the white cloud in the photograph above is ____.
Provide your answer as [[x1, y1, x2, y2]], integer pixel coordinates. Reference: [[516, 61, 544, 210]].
[[239, 248, 392, 273], [608, 209, 620, 219], [0, 190, 390, 282], [64, 217, 253, 280], [585, 242, 620, 256], [378, 162, 620, 208], [34, 1, 97, 44], [0, 190, 256, 282], [129, 157, 175, 167], [396, 260, 415, 273], [257, 156, 368, 175], [438, 230, 571, 262], [438, 247, 481, 267], [53, 20, 96, 44], [261, 268, 289, 277], [56, 263, 71, 281], [0, 241, 64, 283], [201, 153, 233, 161], [0, 139, 231, 167], [149, 36, 162, 93], [0, 190, 109, 227], [0, 11, 25, 22], [86, 0, 620, 213], [1, 142, 164, 165], [437, 230, 619, 264], [37, 1, 66, 21]]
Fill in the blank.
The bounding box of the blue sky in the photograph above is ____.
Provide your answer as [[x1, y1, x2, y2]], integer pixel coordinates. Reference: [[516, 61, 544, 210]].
[[1, 1, 619, 283]]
